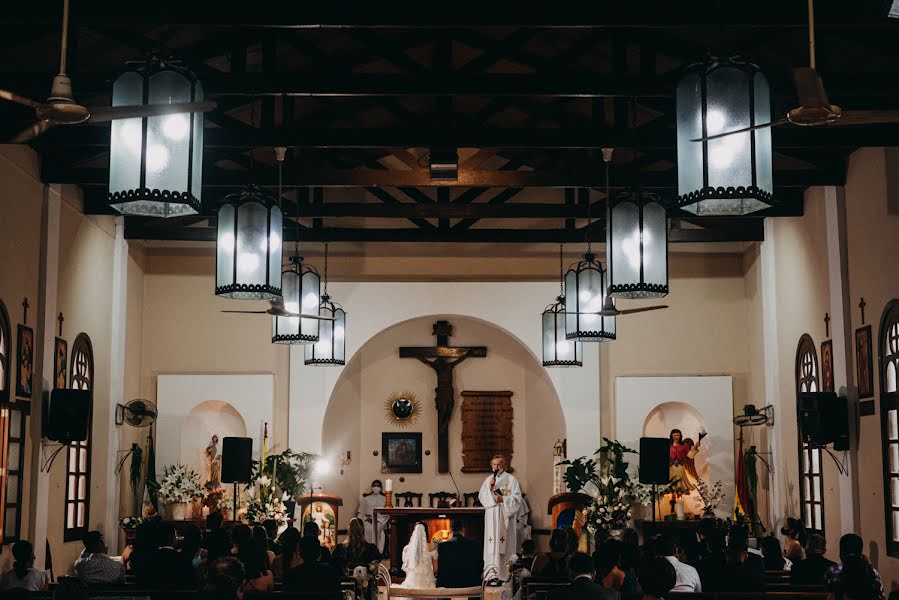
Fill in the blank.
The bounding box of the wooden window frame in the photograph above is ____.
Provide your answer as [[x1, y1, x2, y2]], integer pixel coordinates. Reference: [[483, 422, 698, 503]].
[[3, 400, 28, 543], [0, 299, 10, 541], [796, 333, 825, 535], [64, 333, 93, 543], [879, 300, 899, 557]]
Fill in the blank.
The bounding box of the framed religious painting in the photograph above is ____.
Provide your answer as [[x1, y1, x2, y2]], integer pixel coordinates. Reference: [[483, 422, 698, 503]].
[[855, 325, 874, 399], [54, 337, 68, 390], [820, 340, 834, 393], [381, 432, 423, 474], [15, 324, 33, 398]]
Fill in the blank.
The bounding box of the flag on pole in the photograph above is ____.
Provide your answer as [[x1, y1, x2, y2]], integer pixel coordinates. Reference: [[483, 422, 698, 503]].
[[146, 431, 159, 513], [734, 435, 749, 518]]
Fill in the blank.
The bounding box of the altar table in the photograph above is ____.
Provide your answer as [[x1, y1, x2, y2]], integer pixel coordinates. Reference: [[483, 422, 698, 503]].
[[373, 506, 485, 576]]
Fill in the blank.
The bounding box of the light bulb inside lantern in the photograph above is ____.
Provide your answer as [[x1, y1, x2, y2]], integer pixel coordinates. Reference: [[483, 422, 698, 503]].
[[219, 232, 235, 249], [706, 109, 726, 134], [146, 144, 170, 172], [302, 292, 319, 309], [117, 119, 143, 154], [334, 325, 345, 341], [162, 113, 189, 141], [263, 232, 280, 253], [237, 251, 259, 273]]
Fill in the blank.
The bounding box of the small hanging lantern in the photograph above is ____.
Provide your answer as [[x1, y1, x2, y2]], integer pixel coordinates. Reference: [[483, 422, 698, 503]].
[[675, 56, 774, 216], [272, 255, 320, 344], [543, 244, 582, 367], [564, 253, 615, 342], [215, 185, 283, 300], [607, 189, 669, 299], [108, 57, 204, 217], [305, 243, 347, 366]]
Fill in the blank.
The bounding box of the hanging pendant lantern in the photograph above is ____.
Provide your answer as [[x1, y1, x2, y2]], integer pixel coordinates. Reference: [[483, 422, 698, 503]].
[[543, 243, 582, 367], [607, 189, 669, 299], [272, 255, 320, 344], [215, 185, 283, 300], [305, 243, 347, 366], [108, 58, 204, 217], [564, 253, 615, 342], [675, 56, 774, 216]]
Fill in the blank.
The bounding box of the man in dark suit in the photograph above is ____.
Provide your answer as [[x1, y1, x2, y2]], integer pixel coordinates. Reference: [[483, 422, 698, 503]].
[[791, 534, 836, 586], [436, 520, 484, 588], [286, 535, 341, 594], [548, 552, 619, 600], [151, 523, 195, 588]]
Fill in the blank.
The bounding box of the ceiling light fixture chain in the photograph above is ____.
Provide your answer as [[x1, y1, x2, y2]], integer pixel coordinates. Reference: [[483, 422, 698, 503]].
[[558, 242, 564, 299], [323, 242, 329, 297]]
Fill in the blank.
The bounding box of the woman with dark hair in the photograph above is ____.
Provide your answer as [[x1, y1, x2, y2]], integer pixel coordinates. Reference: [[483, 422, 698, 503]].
[[594, 539, 626, 590], [835, 554, 883, 600], [530, 528, 570, 579], [232, 524, 274, 593], [181, 524, 206, 572], [761, 536, 789, 571], [252, 525, 276, 569], [272, 527, 303, 579], [781, 518, 807, 562], [331, 517, 380, 576], [126, 520, 161, 583], [1, 540, 48, 591], [638, 557, 677, 600]]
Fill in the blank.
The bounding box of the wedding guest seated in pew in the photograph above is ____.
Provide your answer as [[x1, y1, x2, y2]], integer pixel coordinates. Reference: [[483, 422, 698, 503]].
[[233, 524, 274, 594], [548, 551, 618, 600], [790, 533, 836, 586], [656, 535, 701, 593], [286, 535, 341, 594], [53, 578, 90, 600], [781, 517, 808, 563], [302, 521, 333, 563], [530, 528, 570, 580], [73, 530, 125, 585], [202, 556, 247, 600], [181, 524, 207, 573], [331, 518, 380, 575], [637, 557, 676, 600], [1, 540, 49, 592], [203, 511, 225, 549], [594, 540, 626, 590], [155, 522, 196, 587], [252, 525, 276, 569], [262, 519, 283, 556], [825, 533, 884, 600], [761, 535, 792, 571], [704, 536, 765, 593], [272, 526, 303, 579]]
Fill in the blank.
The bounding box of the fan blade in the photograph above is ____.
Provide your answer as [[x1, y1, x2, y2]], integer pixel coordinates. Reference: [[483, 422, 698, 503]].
[[691, 118, 788, 142], [792, 67, 830, 108], [9, 120, 54, 143], [831, 110, 899, 126], [221, 310, 269, 314], [615, 305, 669, 316], [0, 89, 41, 108], [86, 100, 217, 123], [281, 312, 337, 321]]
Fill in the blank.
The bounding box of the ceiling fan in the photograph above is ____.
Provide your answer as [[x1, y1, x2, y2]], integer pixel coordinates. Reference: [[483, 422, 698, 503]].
[[693, 0, 899, 142], [564, 297, 669, 318], [1, 0, 215, 143], [221, 297, 336, 320]]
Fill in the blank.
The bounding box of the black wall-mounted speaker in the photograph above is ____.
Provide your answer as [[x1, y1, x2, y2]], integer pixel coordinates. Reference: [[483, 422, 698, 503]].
[[639, 437, 670, 484], [46, 389, 91, 444], [799, 392, 849, 451], [221, 437, 253, 483]]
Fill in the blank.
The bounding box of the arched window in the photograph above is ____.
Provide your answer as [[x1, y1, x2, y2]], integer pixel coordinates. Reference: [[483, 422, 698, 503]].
[[64, 333, 93, 542], [880, 300, 899, 557], [796, 333, 825, 534]]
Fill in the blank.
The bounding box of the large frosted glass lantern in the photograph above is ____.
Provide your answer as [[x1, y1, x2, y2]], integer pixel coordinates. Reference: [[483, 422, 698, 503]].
[[565, 253, 615, 342], [305, 295, 346, 366], [542, 297, 582, 367], [108, 60, 204, 217], [676, 57, 774, 215], [215, 186, 283, 300], [272, 255, 321, 344], [607, 190, 669, 299]]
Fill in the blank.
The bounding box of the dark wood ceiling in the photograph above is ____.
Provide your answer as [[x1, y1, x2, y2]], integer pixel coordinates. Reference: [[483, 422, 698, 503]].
[[3, 1, 899, 243]]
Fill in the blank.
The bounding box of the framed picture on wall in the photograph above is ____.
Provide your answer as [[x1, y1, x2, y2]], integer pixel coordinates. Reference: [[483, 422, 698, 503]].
[[15, 324, 33, 398], [54, 337, 68, 390], [855, 325, 874, 398], [381, 432, 423, 473], [821, 340, 834, 392]]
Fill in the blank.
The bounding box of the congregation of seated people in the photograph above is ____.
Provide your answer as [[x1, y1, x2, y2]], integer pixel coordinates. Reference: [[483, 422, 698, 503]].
[[1, 513, 890, 600]]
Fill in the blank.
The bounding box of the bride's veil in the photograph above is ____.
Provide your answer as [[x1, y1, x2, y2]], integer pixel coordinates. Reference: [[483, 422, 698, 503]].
[[402, 523, 432, 572]]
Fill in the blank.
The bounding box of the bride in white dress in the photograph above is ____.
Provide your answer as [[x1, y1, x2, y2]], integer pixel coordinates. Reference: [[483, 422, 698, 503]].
[[393, 522, 436, 595]]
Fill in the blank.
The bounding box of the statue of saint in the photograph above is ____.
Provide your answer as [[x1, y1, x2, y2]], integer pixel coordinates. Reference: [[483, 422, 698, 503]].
[[669, 428, 706, 496], [205, 435, 220, 486]]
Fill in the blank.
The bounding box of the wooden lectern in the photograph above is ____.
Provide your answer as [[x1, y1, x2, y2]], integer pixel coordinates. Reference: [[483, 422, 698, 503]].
[[297, 494, 343, 550], [547, 492, 592, 534]]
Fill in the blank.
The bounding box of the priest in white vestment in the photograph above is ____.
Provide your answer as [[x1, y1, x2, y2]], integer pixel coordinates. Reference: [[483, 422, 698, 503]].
[[357, 479, 389, 553], [478, 455, 523, 582]]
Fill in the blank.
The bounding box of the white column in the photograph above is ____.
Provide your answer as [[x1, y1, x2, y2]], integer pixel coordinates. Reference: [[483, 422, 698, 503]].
[[104, 216, 128, 551], [30, 184, 61, 568], [824, 185, 860, 533], [760, 217, 783, 530]]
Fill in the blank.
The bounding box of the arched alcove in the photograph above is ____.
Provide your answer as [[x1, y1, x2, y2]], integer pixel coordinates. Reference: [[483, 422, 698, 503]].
[[643, 401, 711, 483], [317, 314, 566, 530], [180, 400, 247, 481]]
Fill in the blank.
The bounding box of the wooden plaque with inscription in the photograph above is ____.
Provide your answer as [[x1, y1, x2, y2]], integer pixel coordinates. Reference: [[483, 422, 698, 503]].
[[460, 390, 514, 473]]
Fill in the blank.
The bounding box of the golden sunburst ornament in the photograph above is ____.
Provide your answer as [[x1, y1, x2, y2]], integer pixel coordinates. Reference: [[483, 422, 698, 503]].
[[384, 390, 421, 428]]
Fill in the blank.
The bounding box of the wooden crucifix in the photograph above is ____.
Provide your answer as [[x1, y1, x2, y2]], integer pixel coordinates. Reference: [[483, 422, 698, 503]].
[[824, 313, 830, 338], [400, 321, 486, 473]]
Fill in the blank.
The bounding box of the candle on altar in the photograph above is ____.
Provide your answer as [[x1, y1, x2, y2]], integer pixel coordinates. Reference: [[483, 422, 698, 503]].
[[202, 506, 210, 517], [675, 498, 685, 520], [385, 478, 393, 492], [272, 457, 278, 492]]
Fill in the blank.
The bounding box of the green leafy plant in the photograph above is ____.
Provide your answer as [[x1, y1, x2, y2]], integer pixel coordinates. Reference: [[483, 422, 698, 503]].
[[129, 443, 143, 498], [596, 437, 638, 482], [557, 456, 598, 493], [250, 449, 316, 499]]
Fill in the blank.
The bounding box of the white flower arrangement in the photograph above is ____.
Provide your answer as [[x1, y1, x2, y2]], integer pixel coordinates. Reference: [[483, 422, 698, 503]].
[[119, 516, 144, 529], [245, 494, 289, 526], [158, 464, 206, 505], [695, 477, 725, 516]]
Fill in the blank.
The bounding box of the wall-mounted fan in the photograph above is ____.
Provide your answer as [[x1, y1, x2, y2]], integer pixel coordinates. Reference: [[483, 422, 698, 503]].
[[733, 404, 773, 428], [0, 0, 215, 142], [116, 399, 158, 428]]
